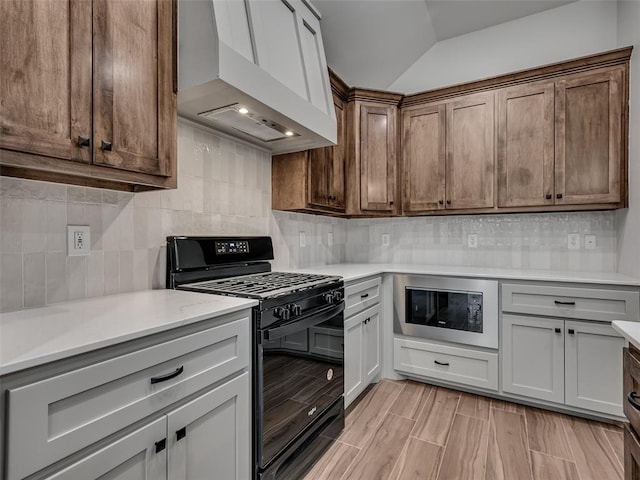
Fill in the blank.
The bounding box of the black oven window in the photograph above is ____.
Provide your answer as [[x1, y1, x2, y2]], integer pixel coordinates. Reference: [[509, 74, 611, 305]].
[[406, 289, 483, 333]]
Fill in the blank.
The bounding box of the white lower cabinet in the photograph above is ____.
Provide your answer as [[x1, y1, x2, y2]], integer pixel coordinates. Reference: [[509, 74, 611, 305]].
[[344, 304, 381, 407], [565, 321, 624, 416], [502, 314, 624, 416], [167, 372, 250, 480], [44, 417, 167, 480], [502, 315, 565, 403]]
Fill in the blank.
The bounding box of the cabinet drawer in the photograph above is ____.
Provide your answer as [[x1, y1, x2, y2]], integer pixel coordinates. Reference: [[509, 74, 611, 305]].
[[625, 425, 640, 480], [6, 314, 250, 480], [394, 337, 498, 391], [625, 347, 640, 435], [345, 276, 381, 318], [502, 283, 640, 322]]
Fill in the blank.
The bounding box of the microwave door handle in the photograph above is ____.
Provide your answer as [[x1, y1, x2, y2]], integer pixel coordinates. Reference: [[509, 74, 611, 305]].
[[264, 303, 345, 341]]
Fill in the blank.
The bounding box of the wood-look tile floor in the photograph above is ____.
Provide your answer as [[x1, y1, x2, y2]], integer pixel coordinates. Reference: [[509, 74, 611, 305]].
[[304, 380, 624, 480]]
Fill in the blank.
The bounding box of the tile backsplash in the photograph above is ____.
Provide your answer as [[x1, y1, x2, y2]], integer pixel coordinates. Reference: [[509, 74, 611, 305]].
[[0, 120, 619, 313]]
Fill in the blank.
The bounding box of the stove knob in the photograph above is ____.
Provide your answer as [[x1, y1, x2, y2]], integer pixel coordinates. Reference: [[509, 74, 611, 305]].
[[274, 306, 290, 320], [323, 293, 335, 304], [333, 291, 343, 302], [290, 304, 303, 316]]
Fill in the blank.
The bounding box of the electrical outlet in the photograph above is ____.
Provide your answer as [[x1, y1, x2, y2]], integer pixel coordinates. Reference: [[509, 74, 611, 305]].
[[585, 234, 597, 250], [299, 231, 306, 248], [67, 225, 91, 256], [327, 232, 334, 246], [382, 233, 390, 247], [568, 233, 580, 250], [467, 233, 478, 249]]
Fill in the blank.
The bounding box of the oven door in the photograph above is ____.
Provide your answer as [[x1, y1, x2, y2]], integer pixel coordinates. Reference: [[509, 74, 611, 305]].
[[256, 302, 345, 471]]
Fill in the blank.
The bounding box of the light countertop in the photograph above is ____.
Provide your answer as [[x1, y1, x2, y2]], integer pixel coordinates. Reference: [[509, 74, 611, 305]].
[[296, 263, 640, 287], [613, 321, 640, 350], [0, 290, 257, 376]]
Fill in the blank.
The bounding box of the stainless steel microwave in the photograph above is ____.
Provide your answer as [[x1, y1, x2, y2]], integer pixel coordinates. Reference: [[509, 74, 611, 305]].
[[393, 275, 499, 349]]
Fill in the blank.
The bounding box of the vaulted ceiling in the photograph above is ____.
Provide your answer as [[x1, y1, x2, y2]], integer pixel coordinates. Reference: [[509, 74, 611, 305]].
[[314, 0, 576, 90]]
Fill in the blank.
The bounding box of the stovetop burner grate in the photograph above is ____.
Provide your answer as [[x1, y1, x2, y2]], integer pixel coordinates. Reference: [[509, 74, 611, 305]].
[[180, 272, 339, 299]]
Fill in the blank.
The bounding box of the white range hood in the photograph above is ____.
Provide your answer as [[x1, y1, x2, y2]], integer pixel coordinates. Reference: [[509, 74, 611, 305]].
[[178, 0, 337, 154]]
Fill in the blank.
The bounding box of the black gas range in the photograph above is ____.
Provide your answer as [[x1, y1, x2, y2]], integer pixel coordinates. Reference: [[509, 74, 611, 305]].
[[166, 236, 345, 480]]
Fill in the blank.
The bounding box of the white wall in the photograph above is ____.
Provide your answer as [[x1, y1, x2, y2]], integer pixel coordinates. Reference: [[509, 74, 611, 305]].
[[390, 1, 618, 93], [617, 1, 640, 277]]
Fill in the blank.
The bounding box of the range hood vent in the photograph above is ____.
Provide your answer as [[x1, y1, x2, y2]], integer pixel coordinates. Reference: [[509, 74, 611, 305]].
[[199, 104, 299, 142], [178, 0, 336, 154]]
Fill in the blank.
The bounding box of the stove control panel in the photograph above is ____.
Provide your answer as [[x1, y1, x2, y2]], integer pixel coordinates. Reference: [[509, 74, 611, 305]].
[[215, 240, 249, 255]]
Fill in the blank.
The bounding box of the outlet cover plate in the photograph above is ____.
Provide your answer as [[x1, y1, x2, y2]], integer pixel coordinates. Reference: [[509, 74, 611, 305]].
[[568, 233, 580, 250], [68, 225, 91, 256], [327, 232, 334, 246], [382, 233, 390, 247], [299, 231, 306, 248], [467, 233, 478, 248], [585, 234, 596, 250]]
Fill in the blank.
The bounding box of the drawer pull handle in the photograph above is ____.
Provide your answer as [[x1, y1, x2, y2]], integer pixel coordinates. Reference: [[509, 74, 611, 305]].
[[155, 438, 166, 453], [360, 293, 369, 299], [150, 366, 184, 384], [101, 140, 113, 151], [78, 136, 91, 147], [554, 300, 576, 306], [628, 392, 640, 411], [176, 427, 187, 441], [434, 360, 449, 366]]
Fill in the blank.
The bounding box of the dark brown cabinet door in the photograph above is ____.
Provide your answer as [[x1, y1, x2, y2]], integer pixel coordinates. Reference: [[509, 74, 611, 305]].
[[555, 68, 623, 205], [402, 104, 446, 213], [308, 97, 345, 211], [497, 82, 555, 208], [0, 0, 92, 163], [445, 93, 495, 210], [93, 0, 175, 177], [359, 104, 396, 212]]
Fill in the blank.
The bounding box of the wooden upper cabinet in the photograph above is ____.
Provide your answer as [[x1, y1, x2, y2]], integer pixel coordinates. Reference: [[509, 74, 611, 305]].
[[555, 68, 623, 205], [402, 104, 446, 213], [92, 0, 175, 177], [358, 103, 397, 213], [0, 0, 91, 163], [308, 96, 345, 210], [497, 82, 555, 208], [0, 0, 177, 191], [445, 93, 495, 210]]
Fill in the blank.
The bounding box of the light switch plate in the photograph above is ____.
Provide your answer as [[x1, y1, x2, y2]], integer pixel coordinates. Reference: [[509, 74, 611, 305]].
[[585, 234, 596, 250], [568, 233, 580, 250], [382, 233, 390, 247], [68, 225, 91, 256]]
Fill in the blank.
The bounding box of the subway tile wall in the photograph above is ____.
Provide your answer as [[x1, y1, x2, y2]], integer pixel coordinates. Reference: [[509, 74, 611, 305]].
[[0, 121, 347, 312], [345, 213, 617, 272], [0, 120, 618, 312]]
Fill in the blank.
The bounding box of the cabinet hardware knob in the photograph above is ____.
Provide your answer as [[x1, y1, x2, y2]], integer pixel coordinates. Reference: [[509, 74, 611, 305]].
[[628, 392, 640, 411], [78, 136, 91, 147], [101, 140, 113, 151], [568, 329, 575, 335], [446, 200, 451, 205], [557, 193, 563, 199], [439, 200, 443, 205], [176, 427, 187, 441], [554, 300, 576, 306], [546, 194, 552, 200], [434, 360, 449, 366], [555, 328, 561, 333], [155, 438, 167, 453], [150, 366, 184, 384], [389, 201, 394, 205]]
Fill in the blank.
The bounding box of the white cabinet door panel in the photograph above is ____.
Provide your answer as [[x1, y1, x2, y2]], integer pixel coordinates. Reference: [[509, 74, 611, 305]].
[[344, 313, 364, 408], [298, 13, 330, 113], [502, 314, 565, 403], [565, 321, 624, 416], [213, 0, 255, 63], [44, 418, 167, 480], [167, 372, 250, 480], [363, 306, 381, 384]]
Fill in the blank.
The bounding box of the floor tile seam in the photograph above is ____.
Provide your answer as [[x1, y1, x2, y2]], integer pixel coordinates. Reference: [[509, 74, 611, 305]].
[[529, 449, 580, 466], [521, 406, 536, 480], [432, 396, 464, 480], [385, 432, 413, 480], [600, 424, 625, 472], [409, 384, 436, 437]]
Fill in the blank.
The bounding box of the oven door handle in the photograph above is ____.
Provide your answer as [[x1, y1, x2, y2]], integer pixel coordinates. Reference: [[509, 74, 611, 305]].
[[263, 303, 345, 341]]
